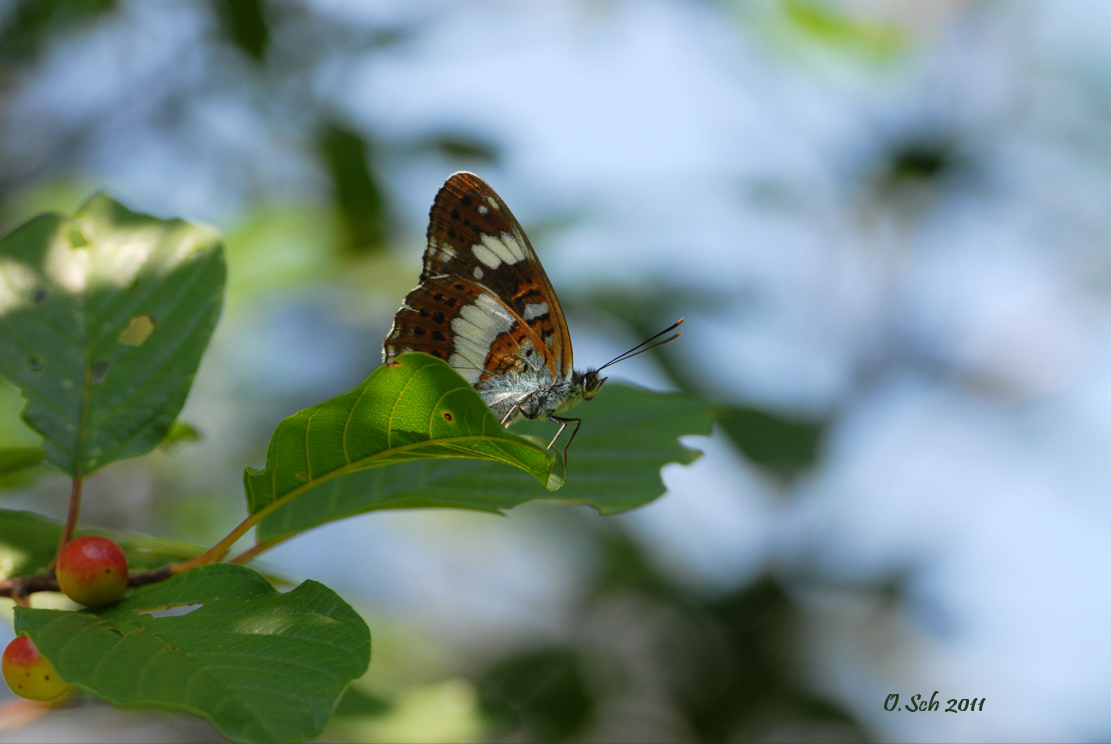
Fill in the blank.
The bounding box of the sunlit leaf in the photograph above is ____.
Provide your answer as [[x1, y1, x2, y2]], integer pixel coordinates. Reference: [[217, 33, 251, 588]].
[[0, 193, 225, 477], [257, 383, 713, 543], [244, 353, 563, 526], [782, 0, 905, 59], [15, 564, 370, 744]]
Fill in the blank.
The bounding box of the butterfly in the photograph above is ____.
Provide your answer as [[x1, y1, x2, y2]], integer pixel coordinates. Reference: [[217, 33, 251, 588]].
[[382, 172, 682, 462]]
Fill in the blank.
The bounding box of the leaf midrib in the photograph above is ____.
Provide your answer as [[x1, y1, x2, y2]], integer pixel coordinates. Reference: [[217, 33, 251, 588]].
[[249, 430, 549, 515]]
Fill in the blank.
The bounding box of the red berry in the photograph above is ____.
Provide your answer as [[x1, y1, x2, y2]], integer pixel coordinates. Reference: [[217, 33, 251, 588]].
[[56, 535, 129, 607], [2, 635, 69, 701]]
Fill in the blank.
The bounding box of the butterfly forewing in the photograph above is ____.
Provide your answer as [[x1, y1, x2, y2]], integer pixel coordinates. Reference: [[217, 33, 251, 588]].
[[384, 173, 574, 386]]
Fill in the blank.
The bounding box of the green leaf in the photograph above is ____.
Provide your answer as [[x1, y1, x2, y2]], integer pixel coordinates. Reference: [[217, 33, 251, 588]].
[[0, 508, 204, 580], [244, 353, 563, 521], [257, 384, 714, 543], [0, 192, 226, 477], [0, 444, 44, 476], [14, 564, 370, 744]]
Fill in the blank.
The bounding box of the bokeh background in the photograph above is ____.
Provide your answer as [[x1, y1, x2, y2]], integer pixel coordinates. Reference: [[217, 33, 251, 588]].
[[1, 1, 1109, 742]]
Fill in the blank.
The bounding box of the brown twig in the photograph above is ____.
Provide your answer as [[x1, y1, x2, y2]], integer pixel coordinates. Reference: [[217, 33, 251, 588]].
[[168, 512, 256, 574], [227, 542, 269, 565], [0, 564, 177, 601]]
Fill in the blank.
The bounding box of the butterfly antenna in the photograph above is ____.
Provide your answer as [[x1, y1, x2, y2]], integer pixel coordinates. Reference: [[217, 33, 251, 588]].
[[596, 318, 684, 372]]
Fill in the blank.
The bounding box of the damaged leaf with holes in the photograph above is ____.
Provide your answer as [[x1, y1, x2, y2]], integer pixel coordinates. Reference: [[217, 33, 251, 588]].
[[0, 193, 225, 477], [14, 564, 370, 744], [257, 382, 714, 543]]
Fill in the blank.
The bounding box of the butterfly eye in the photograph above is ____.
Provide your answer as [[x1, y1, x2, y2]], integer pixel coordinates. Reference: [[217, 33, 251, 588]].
[[583, 373, 606, 400]]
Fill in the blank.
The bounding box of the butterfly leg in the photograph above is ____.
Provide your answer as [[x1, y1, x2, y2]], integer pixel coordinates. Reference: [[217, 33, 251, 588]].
[[500, 393, 541, 428], [545, 414, 582, 465]]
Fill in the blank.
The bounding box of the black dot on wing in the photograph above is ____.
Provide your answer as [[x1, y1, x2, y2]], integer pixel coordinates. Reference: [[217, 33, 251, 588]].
[[431, 330, 446, 341], [444, 297, 457, 308], [413, 327, 426, 337], [453, 283, 464, 291], [461, 194, 473, 205], [451, 208, 460, 220], [432, 311, 446, 323], [433, 292, 445, 302]]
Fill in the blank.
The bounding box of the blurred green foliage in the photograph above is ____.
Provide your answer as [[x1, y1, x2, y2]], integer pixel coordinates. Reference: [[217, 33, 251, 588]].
[[719, 405, 826, 479], [0, 1, 898, 741], [0, 0, 116, 70], [479, 648, 595, 742], [782, 0, 905, 60], [317, 121, 389, 256], [209, 0, 269, 62]]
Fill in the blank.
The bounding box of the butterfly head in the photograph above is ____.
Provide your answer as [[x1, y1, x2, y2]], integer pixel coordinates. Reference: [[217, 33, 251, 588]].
[[582, 369, 607, 401], [563, 319, 683, 412]]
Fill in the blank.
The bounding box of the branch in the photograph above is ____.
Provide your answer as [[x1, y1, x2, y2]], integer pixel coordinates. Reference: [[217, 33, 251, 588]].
[[0, 564, 174, 601]]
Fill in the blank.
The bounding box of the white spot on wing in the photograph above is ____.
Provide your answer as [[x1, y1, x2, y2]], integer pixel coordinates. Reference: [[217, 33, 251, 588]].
[[472, 242, 501, 269], [428, 238, 456, 263], [482, 232, 525, 265], [449, 356, 483, 384], [478, 205, 489, 216], [452, 335, 488, 370], [449, 294, 515, 383], [523, 302, 548, 320], [473, 266, 484, 280], [486, 196, 500, 210]]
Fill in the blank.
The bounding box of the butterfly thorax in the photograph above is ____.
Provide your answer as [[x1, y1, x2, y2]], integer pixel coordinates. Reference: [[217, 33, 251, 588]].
[[476, 368, 606, 426]]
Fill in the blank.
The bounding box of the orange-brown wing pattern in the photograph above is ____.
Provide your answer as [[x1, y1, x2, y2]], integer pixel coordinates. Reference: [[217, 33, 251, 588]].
[[383, 172, 574, 384]]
